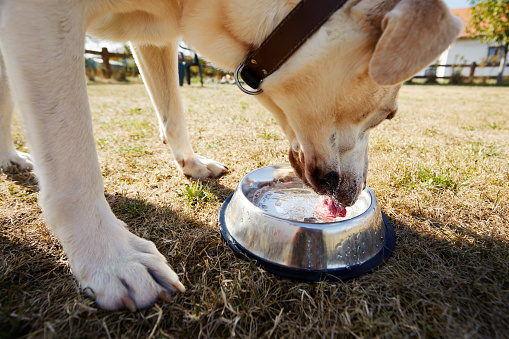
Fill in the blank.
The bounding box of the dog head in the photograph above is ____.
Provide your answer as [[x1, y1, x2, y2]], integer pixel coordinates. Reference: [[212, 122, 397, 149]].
[[252, 0, 463, 205], [183, 0, 462, 206]]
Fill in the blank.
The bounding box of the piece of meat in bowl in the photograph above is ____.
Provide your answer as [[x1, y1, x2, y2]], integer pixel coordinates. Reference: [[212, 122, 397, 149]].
[[314, 196, 346, 219]]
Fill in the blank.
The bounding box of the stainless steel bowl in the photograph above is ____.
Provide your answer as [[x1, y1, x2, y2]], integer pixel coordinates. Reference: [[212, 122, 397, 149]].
[[219, 164, 395, 281]]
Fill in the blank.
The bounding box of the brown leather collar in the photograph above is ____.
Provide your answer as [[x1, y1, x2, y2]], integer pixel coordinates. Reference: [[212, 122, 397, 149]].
[[235, 0, 349, 94]]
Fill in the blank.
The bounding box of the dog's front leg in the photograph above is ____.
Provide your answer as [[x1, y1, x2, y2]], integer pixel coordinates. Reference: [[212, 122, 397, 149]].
[[0, 50, 33, 170], [131, 42, 227, 178], [0, 2, 184, 311]]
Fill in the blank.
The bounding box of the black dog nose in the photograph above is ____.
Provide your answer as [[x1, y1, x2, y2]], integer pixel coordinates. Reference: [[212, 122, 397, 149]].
[[321, 171, 339, 195]]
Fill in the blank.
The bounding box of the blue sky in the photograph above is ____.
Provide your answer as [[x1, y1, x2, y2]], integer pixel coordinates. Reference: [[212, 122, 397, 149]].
[[444, 0, 471, 8]]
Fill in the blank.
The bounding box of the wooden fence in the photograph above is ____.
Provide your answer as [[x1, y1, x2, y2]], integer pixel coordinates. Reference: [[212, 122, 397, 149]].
[[85, 47, 133, 79], [85, 48, 507, 82], [413, 62, 509, 80]]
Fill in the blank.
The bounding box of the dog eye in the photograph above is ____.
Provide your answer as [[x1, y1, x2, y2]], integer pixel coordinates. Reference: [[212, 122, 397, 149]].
[[385, 109, 397, 120]]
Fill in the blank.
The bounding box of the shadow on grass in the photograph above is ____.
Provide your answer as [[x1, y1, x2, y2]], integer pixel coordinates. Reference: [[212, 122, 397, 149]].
[[0, 183, 233, 338], [1, 166, 38, 192], [383, 212, 509, 337], [1, 168, 508, 337]]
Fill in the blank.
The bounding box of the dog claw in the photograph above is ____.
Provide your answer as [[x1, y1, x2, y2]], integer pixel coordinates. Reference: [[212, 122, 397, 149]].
[[122, 296, 137, 312], [158, 291, 173, 302], [172, 281, 186, 292]]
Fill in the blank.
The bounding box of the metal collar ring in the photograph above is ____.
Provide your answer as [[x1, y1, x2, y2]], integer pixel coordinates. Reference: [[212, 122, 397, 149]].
[[235, 64, 263, 95]]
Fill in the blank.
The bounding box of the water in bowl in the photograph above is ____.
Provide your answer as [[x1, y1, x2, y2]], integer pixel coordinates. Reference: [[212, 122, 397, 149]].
[[246, 180, 370, 223]]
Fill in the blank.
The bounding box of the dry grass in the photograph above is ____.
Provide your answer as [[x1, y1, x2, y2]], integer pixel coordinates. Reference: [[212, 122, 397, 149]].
[[1, 81, 508, 338]]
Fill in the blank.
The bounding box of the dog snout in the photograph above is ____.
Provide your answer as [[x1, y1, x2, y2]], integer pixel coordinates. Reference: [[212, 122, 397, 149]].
[[289, 148, 363, 206], [321, 171, 339, 195], [315, 171, 362, 206], [332, 174, 363, 207]]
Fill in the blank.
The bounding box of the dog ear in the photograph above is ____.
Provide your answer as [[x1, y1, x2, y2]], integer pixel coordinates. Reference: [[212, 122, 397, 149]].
[[368, 0, 463, 86]]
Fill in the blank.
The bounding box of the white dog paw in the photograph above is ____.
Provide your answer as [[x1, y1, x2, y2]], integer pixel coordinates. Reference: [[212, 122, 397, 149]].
[[73, 228, 185, 311], [176, 155, 228, 179], [0, 150, 33, 170]]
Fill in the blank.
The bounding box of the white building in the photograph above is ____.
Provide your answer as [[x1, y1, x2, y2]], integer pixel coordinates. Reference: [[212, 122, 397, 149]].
[[415, 8, 508, 79]]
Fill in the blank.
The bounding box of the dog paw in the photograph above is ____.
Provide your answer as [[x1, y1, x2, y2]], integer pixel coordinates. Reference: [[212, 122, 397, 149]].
[[0, 151, 33, 170], [71, 226, 185, 311], [176, 155, 228, 179]]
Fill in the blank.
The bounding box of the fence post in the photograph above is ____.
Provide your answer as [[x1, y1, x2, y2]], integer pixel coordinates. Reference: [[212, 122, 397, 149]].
[[469, 62, 477, 79], [101, 47, 111, 79]]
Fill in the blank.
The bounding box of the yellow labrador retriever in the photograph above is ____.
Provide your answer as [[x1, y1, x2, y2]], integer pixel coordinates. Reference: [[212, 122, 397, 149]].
[[0, 0, 462, 311]]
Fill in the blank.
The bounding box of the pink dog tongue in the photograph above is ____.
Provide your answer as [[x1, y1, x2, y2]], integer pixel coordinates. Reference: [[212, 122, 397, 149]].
[[314, 196, 347, 219]]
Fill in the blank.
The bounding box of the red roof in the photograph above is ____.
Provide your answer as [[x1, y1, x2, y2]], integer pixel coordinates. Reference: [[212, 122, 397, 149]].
[[451, 8, 479, 38]]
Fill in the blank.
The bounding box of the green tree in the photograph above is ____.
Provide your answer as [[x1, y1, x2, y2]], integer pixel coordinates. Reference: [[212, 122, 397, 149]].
[[470, 0, 509, 84]]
